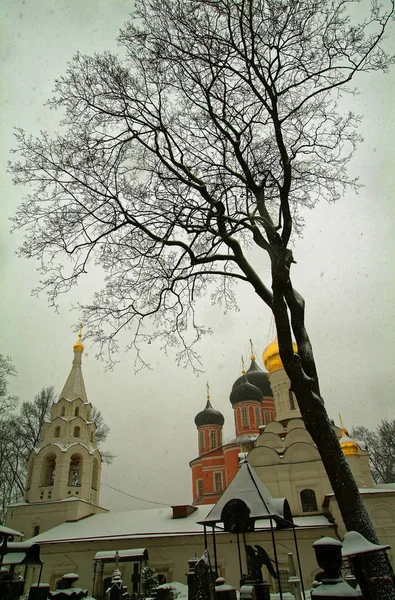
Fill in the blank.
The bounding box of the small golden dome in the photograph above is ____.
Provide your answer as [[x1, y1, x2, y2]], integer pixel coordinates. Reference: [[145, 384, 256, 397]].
[[339, 414, 358, 456], [262, 338, 297, 374], [340, 436, 359, 456], [73, 323, 84, 352]]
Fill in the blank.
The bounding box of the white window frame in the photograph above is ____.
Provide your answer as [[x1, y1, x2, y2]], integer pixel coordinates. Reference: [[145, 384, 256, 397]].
[[214, 471, 223, 492], [241, 405, 249, 427]]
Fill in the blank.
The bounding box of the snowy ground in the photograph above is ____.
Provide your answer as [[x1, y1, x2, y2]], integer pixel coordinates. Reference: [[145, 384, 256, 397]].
[[85, 584, 313, 600]]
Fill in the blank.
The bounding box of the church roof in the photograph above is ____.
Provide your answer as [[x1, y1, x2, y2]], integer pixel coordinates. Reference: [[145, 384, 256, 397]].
[[232, 359, 272, 398], [58, 345, 88, 404], [28, 505, 216, 545], [194, 399, 224, 428], [199, 461, 293, 528], [27, 503, 334, 546]]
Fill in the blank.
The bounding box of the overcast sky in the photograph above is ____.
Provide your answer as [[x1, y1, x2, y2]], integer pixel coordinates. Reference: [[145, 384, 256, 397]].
[[1, 0, 394, 513]]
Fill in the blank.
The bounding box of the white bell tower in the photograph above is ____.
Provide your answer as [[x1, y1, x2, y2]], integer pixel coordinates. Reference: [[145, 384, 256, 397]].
[[6, 327, 108, 538]]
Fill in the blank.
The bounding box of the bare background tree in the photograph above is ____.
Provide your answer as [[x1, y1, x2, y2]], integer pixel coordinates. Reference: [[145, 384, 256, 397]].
[[352, 420, 395, 484], [9, 0, 394, 595], [0, 356, 113, 522]]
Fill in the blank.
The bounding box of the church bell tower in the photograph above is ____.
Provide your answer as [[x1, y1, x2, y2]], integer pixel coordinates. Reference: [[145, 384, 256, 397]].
[[6, 328, 108, 538]]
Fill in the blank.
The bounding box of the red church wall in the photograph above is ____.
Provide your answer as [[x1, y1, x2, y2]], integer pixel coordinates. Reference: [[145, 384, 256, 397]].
[[197, 425, 222, 456], [234, 401, 262, 437], [191, 445, 226, 505], [223, 444, 240, 487]]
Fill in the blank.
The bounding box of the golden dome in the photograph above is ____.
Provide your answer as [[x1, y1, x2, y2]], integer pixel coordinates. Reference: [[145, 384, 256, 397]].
[[262, 338, 297, 374], [73, 323, 85, 352], [339, 414, 358, 456]]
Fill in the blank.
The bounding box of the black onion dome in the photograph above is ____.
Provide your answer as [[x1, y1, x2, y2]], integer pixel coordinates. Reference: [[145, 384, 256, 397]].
[[232, 359, 273, 397], [194, 399, 225, 428], [229, 378, 263, 406]]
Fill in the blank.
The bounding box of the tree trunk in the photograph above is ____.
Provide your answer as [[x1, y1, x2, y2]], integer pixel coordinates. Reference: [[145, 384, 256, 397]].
[[268, 258, 395, 599]]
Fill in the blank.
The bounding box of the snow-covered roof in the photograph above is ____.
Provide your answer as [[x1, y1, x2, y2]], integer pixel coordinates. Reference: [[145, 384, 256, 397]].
[[94, 548, 148, 562], [29, 505, 216, 545], [325, 485, 395, 498], [34, 442, 98, 456], [0, 524, 23, 538]]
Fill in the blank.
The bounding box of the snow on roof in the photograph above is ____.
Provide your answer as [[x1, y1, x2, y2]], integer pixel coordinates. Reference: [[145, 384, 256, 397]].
[[34, 442, 97, 455], [325, 485, 395, 498], [29, 505, 216, 545], [253, 515, 332, 529], [94, 549, 148, 561], [0, 524, 23, 538]]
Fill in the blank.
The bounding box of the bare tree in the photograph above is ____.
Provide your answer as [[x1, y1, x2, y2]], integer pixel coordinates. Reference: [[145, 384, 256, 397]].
[[0, 354, 21, 522], [352, 420, 395, 484], [9, 0, 394, 595], [0, 354, 18, 413]]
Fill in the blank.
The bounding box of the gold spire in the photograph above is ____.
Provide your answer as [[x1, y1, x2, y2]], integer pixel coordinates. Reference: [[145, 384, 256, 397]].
[[241, 356, 246, 375], [206, 382, 210, 401], [338, 414, 358, 456], [339, 413, 346, 436], [73, 323, 85, 352], [249, 338, 256, 361]]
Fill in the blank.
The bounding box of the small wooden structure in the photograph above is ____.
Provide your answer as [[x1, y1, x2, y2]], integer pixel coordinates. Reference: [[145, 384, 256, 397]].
[[197, 460, 306, 600], [92, 548, 149, 599]]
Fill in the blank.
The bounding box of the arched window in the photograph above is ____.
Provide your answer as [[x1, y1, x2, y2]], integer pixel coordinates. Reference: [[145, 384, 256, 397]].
[[73, 426, 80, 438], [54, 426, 61, 438], [68, 454, 82, 486], [289, 389, 295, 410], [92, 458, 99, 490], [210, 430, 217, 448], [74, 406, 80, 417], [199, 430, 205, 451], [301, 489, 318, 512], [264, 410, 271, 424], [90, 431, 94, 442], [61, 406, 66, 417], [241, 406, 249, 427], [41, 454, 56, 486]]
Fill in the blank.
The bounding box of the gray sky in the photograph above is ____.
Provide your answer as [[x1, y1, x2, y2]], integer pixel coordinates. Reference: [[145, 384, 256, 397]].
[[1, 0, 394, 512]]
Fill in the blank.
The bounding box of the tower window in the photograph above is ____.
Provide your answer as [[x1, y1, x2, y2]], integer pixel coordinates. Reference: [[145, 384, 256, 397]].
[[241, 406, 249, 427], [54, 426, 61, 438], [254, 406, 261, 426], [61, 406, 66, 417], [210, 430, 217, 449], [74, 406, 80, 417], [73, 426, 80, 438], [33, 525, 40, 537], [301, 489, 318, 512], [199, 430, 205, 451], [289, 389, 295, 410], [214, 472, 223, 492], [264, 410, 271, 424], [197, 479, 204, 498]]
